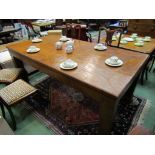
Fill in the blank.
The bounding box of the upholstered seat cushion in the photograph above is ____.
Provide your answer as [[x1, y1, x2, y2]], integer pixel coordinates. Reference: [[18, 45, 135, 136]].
[[0, 79, 37, 105], [0, 68, 22, 83]]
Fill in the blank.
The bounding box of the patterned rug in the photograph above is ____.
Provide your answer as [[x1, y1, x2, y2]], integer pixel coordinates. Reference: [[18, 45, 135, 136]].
[[26, 76, 147, 135]]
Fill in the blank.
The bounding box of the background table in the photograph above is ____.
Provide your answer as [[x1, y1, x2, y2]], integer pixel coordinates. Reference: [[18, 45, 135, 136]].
[[102, 34, 155, 54], [32, 21, 55, 31]]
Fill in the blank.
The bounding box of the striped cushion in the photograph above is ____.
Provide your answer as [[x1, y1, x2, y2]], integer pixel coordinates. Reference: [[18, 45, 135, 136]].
[[0, 79, 37, 105], [0, 68, 22, 83]]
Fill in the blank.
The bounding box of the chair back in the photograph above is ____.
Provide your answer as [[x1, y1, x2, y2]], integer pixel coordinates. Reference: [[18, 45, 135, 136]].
[[65, 19, 72, 24], [55, 19, 64, 26], [105, 29, 116, 45], [72, 24, 81, 40], [65, 24, 89, 41], [65, 23, 72, 38]]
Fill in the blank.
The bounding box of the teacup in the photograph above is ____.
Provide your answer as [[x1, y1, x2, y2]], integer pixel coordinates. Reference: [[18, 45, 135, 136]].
[[145, 36, 151, 39], [134, 41, 144, 46], [120, 39, 128, 44], [55, 41, 63, 50], [65, 45, 73, 54], [63, 59, 75, 68], [60, 36, 67, 39], [131, 33, 138, 36], [112, 36, 117, 41], [97, 43, 106, 47], [144, 36, 151, 41], [136, 37, 143, 42], [137, 40, 144, 43], [109, 56, 119, 65], [28, 46, 37, 52], [65, 40, 74, 47]]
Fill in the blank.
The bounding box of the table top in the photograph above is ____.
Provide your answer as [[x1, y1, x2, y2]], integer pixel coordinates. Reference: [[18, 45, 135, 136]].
[[32, 21, 55, 27], [7, 35, 148, 99], [102, 34, 155, 54]]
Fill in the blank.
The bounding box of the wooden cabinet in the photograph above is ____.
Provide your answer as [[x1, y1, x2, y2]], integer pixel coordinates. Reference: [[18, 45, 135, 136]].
[[127, 19, 155, 38]]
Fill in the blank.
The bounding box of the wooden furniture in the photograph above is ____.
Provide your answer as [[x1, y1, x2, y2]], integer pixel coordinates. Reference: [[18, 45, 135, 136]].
[[101, 34, 155, 84], [32, 21, 55, 27], [48, 30, 62, 35], [105, 29, 116, 45], [6, 35, 148, 134], [0, 68, 22, 84], [64, 23, 91, 41], [54, 19, 65, 30], [0, 115, 14, 135], [32, 20, 55, 31], [0, 79, 37, 130], [98, 26, 123, 44], [0, 28, 21, 44], [128, 19, 155, 37], [105, 34, 155, 54], [0, 28, 21, 36]]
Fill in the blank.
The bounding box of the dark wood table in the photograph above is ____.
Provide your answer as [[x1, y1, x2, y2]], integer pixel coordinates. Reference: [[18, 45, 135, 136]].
[[7, 35, 148, 134]]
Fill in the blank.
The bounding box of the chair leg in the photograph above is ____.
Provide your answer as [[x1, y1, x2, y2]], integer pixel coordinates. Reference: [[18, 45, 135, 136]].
[[140, 68, 145, 85], [149, 57, 155, 72], [4, 104, 16, 131], [0, 102, 5, 119], [145, 67, 148, 80]]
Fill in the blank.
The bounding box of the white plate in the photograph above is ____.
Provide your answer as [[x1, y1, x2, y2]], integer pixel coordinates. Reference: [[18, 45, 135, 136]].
[[32, 39, 42, 43], [60, 62, 78, 70], [134, 43, 144, 47], [123, 37, 134, 42], [120, 40, 128, 44], [143, 39, 151, 42], [59, 38, 70, 42], [26, 48, 40, 53], [94, 45, 107, 51], [105, 58, 123, 67]]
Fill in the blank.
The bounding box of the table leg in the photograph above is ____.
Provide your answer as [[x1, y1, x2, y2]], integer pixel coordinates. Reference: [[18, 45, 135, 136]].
[[13, 57, 29, 82], [99, 75, 140, 134], [98, 28, 101, 43], [99, 97, 118, 134]]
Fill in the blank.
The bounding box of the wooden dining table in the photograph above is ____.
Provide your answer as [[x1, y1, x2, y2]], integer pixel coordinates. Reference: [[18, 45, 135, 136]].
[[102, 34, 155, 54], [32, 20, 55, 27], [32, 20, 55, 31], [7, 35, 149, 134]]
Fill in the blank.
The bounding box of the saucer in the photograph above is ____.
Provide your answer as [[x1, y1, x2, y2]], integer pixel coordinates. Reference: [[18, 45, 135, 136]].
[[123, 37, 134, 42], [120, 40, 128, 44], [59, 37, 70, 42], [134, 42, 144, 47], [143, 38, 151, 42], [32, 38, 42, 43], [60, 61, 78, 70], [105, 58, 123, 67], [94, 45, 107, 51], [112, 37, 117, 41], [27, 48, 40, 53]]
